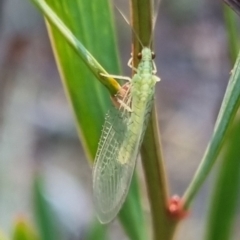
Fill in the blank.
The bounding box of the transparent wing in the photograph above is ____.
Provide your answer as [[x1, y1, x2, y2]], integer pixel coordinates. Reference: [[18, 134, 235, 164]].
[[92, 105, 137, 223], [93, 94, 154, 223], [93, 80, 139, 223]]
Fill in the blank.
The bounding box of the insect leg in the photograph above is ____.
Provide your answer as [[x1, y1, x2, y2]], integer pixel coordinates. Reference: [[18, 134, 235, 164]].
[[127, 58, 138, 72], [100, 73, 131, 82], [113, 83, 132, 112], [117, 100, 132, 112], [152, 61, 157, 74], [154, 76, 161, 82], [151, 62, 161, 81]]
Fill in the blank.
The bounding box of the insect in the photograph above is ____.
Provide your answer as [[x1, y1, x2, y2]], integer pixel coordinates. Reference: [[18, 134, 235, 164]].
[[92, 46, 160, 223]]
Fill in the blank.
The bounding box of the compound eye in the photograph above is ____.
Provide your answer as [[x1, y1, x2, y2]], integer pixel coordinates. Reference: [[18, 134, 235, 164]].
[[152, 52, 156, 59], [137, 52, 142, 59]]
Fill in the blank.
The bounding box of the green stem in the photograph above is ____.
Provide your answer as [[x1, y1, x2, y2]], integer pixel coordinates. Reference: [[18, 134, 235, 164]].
[[141, 105, 177, 240], [130, 0, 178, 239], [30, 0, 120, 95]]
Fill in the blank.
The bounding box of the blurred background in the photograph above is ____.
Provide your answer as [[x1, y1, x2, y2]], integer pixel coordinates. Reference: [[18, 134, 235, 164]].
[[0, 0, 237, 239]]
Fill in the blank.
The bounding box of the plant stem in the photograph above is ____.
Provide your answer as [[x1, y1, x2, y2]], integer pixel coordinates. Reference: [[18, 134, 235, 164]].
[[130, 0, 178, 239], [141, 105, 177, 239]]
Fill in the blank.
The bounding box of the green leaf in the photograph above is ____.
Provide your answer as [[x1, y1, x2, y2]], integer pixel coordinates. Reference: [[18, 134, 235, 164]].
[[205, 118, 240, 240], [204, 4, 240, 240], [40, 0, 119, 160], [119, 172, 147, 240], [84, 220, 108, 240], [12, 217, 40, 240], [33, 175, 61, 240], [29, 0, 147, 239], [31, 0, 120, 96]]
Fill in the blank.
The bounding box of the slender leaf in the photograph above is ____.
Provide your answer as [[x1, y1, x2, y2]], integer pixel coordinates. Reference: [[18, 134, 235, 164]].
[[205, 5, 240, 239], [42, 0, 118, 160], [33, 175, 61, 240], [119, 172, 147, 240], [205, 118, 240, 240]]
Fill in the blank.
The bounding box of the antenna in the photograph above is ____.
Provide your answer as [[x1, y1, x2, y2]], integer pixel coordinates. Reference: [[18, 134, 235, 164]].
[[152, 0, 162, 31], [115, 0, 161, 49], [115, 6, 144, 48], [148, 0, 162, 47]]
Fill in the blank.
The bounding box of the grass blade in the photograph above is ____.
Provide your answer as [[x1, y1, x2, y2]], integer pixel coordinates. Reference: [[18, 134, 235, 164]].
[[33, 175, 61, 240], [205, 118, 240, 240]]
